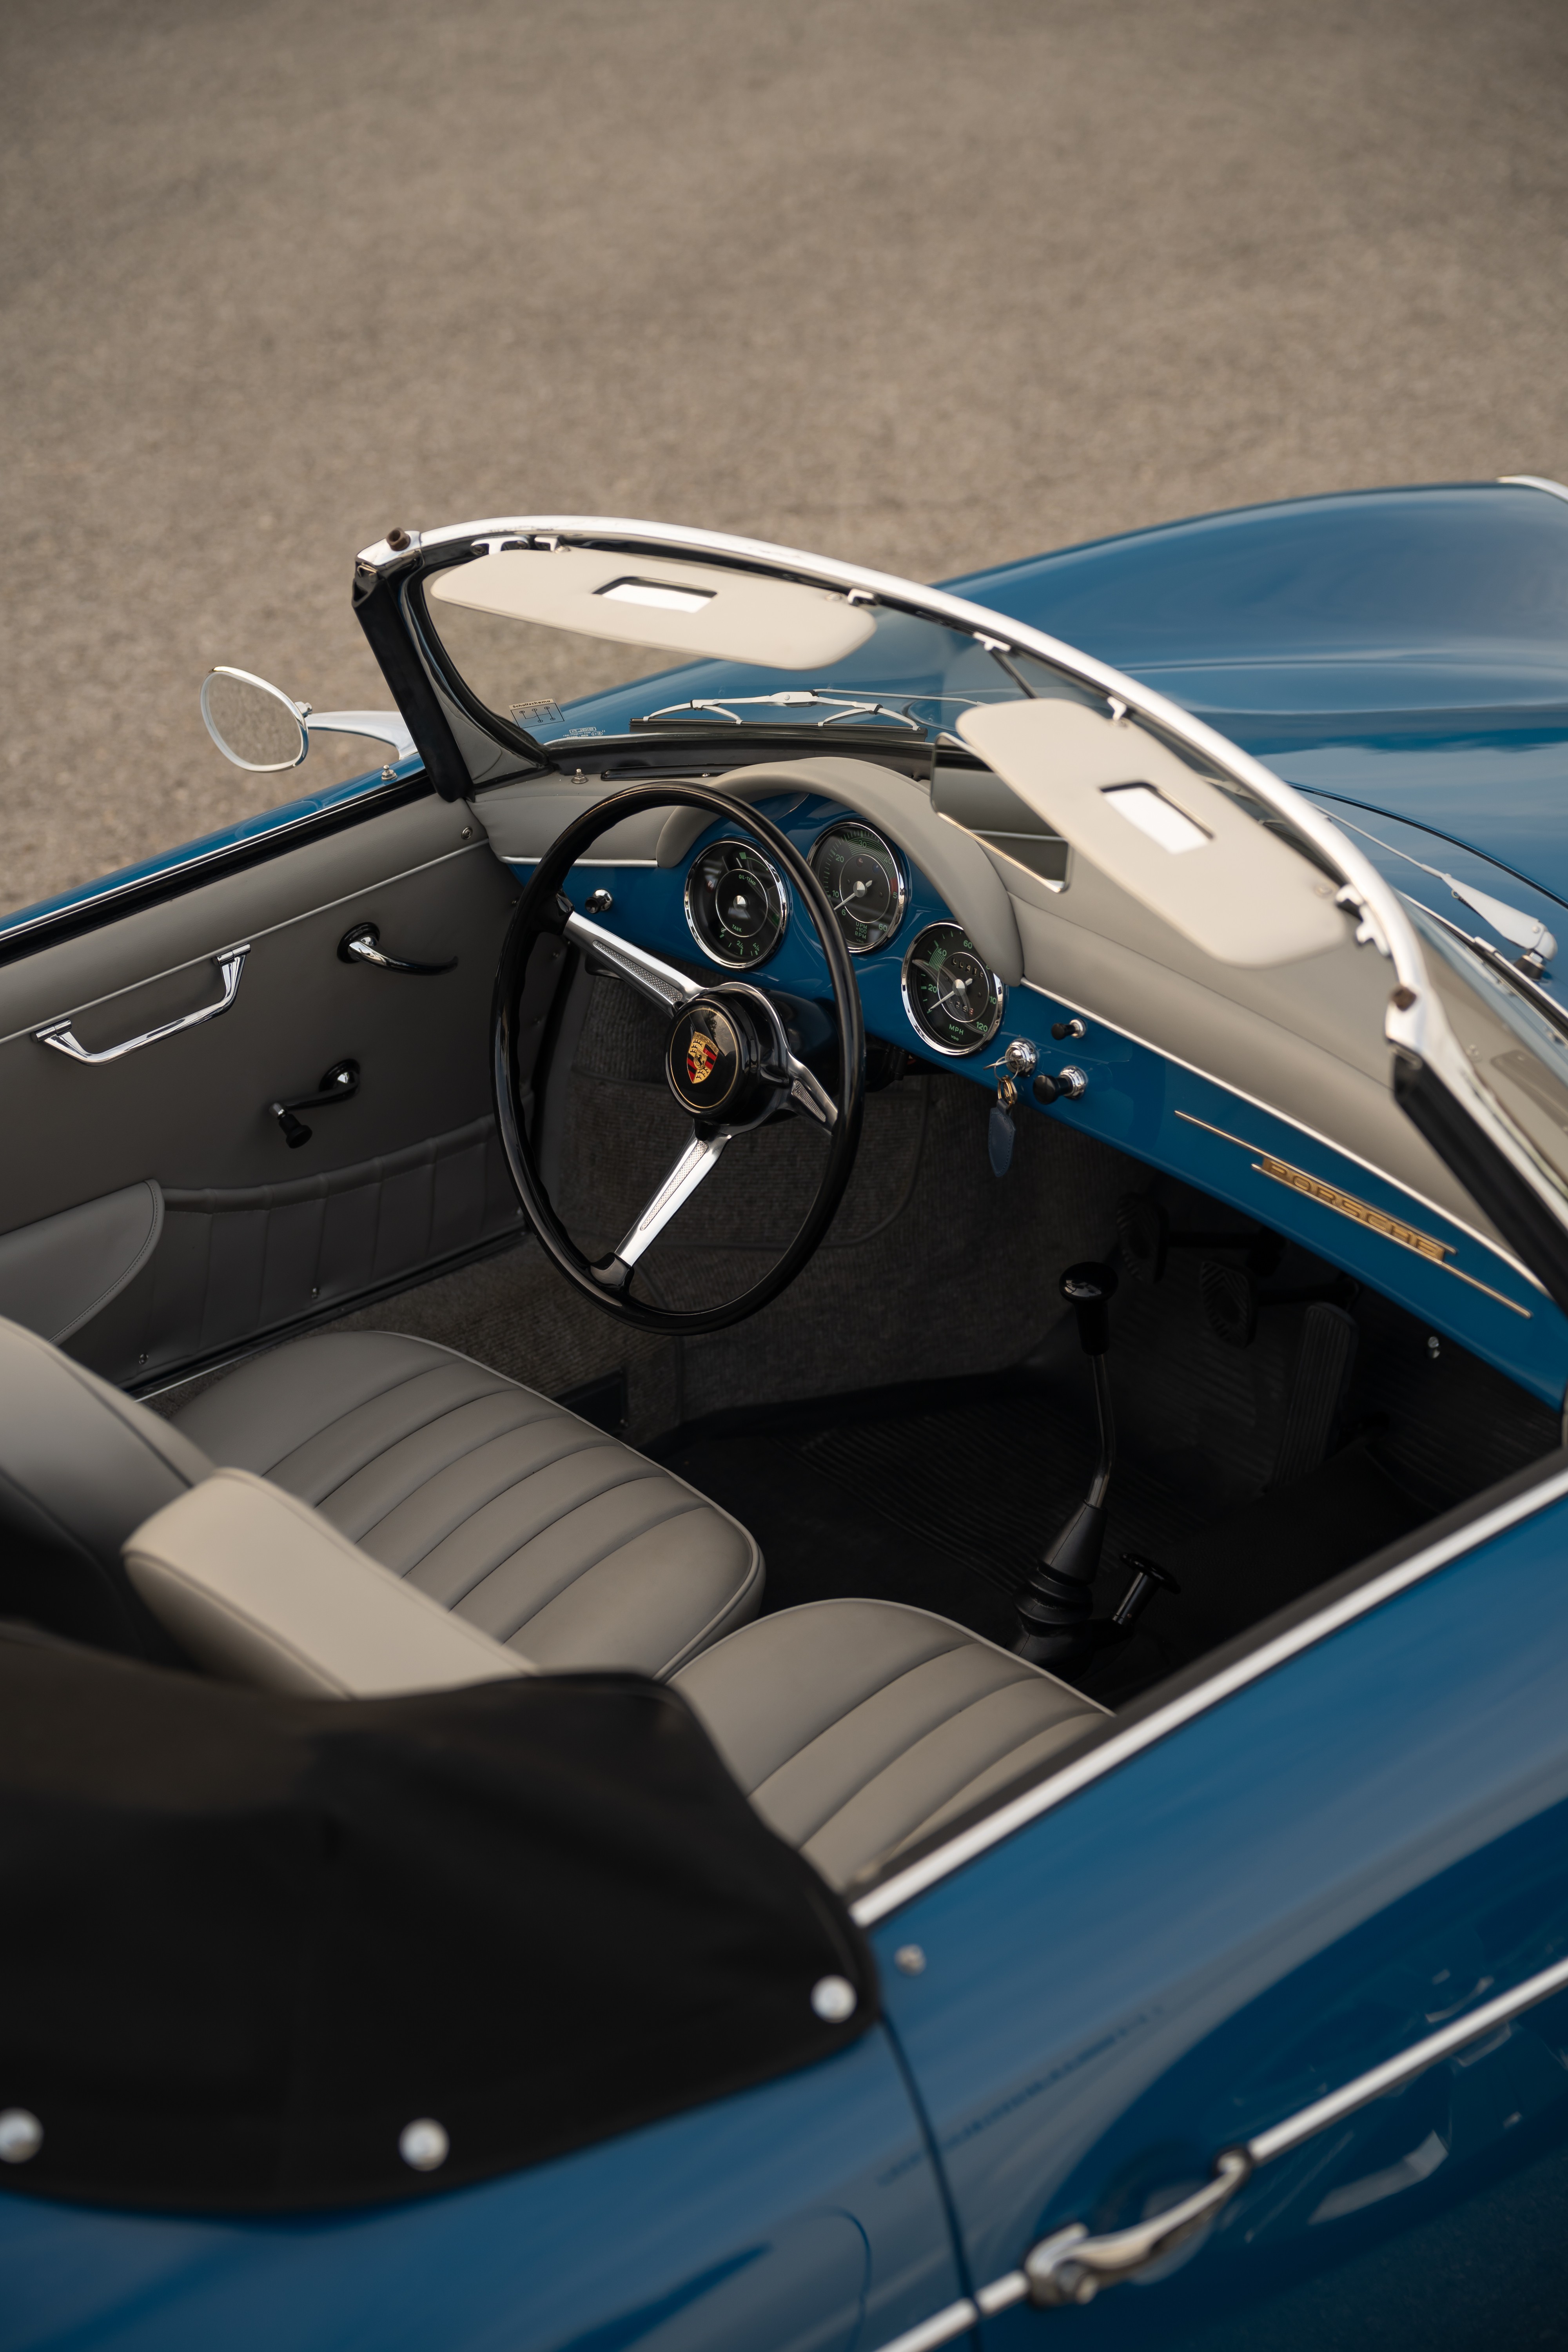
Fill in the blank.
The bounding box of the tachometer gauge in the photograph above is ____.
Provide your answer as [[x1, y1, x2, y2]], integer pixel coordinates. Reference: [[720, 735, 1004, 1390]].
[[901, 921, 1005, 1055], [809, 820, 907, 954], [684, 839, 789, 968]]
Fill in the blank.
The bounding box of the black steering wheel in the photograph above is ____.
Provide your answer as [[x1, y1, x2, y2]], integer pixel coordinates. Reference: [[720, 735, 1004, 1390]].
[[493, 783, 866, 1335]]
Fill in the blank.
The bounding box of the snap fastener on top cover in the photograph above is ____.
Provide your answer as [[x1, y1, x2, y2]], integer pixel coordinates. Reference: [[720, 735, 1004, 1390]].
[[811, 1975, 858, 2022], [0, 2109, 42, 2163], [398, 2117, 449, 2171]]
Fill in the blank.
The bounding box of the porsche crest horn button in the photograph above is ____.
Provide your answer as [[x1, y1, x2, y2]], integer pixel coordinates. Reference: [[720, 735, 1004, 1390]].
[[686, 1031, 719, 1087], [666, 1000, 748, 1114], [665, 993, 782, 1120]]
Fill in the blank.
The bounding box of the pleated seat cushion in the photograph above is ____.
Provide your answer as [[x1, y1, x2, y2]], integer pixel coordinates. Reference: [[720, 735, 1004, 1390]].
[[673, 1600, 1105, 1889], [171, 1332, 762, 1678]]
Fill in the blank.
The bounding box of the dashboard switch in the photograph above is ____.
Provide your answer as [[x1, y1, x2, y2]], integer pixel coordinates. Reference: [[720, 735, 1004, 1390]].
[[1034, 1065, 1088, 1106]]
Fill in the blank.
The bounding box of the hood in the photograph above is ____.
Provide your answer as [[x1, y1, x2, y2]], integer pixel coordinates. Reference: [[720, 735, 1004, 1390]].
[[946, 482, 1568, 985]]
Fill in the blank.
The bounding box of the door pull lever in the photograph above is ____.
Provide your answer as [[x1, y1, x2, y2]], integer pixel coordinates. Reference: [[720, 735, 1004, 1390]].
[[339, 922, 456, 976], [1024, 2148, 1252, 2305], [271, 1060, 359, 1149]]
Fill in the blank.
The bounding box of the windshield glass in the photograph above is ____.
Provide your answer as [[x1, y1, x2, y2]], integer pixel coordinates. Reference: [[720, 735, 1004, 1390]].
[[417, 547, 1100, 757], [1408, 900, 1568, 1201]]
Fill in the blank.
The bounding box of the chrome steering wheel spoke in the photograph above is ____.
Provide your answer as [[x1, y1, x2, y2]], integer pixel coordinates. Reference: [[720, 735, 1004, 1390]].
[[771, 1050, 838, 1130], [592, 1127, 731, 1292], [563, 909, 698, 1014]]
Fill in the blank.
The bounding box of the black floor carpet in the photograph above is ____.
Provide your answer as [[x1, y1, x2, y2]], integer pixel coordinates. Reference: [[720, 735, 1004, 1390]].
[[652, 1370, 1431, 1700], [650, 1205, 1558, 1702]]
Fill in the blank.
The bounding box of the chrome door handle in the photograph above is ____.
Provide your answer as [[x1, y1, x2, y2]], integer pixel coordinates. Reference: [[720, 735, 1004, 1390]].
[[1024, 2148, 1251, 2306], [34, 946, 250, 1065], [338, 923, 456, 976], [872, 1943, 1568, 2351]]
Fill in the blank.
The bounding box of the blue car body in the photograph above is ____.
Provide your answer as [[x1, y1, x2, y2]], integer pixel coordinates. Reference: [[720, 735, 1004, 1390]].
[[7, 481, 1568, 2352]]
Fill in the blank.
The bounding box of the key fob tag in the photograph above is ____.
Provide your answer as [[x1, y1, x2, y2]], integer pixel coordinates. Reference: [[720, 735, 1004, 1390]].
[[989, 1098, 1016, 1176]]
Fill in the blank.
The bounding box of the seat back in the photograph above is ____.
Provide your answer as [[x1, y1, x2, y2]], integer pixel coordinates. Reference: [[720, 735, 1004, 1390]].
[[0, 1316, 212, 1656], [124, 1469, 535, 1697]]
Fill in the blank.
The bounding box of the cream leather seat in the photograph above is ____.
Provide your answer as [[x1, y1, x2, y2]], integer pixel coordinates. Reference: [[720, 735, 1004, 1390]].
[[0, 1319, 760, 1680], [167, 1332, 762, 1678], [0, 1311, 1103, 1891], [123, 1466, 1106, 1892], [672, 1602, 1104, 1887]]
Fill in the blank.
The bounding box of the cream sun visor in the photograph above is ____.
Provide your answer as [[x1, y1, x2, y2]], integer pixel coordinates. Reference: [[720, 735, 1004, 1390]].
[[958, 699, 1349, 968], [429, 548, 878, 671]]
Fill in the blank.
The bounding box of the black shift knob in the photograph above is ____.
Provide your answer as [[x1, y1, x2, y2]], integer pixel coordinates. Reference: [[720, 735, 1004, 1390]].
[[1060, 1260, 1118, 1355]]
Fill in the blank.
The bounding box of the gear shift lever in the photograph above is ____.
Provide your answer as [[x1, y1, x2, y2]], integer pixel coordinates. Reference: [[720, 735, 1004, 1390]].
[[1013, 1261, 1118, 1669]]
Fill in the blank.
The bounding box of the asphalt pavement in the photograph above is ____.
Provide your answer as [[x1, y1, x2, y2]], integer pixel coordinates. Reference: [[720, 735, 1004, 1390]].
[[2, 0, 1565, 918]]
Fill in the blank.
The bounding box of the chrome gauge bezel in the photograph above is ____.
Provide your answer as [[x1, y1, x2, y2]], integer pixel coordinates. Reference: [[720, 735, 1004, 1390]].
[[808, 818, 908, 956], [900, 920, 1006, 1056], [683, 837, 790, 970]]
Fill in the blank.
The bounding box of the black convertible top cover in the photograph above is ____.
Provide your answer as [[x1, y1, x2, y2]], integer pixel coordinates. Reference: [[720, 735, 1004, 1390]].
[[0, 1628, 877, 2211]]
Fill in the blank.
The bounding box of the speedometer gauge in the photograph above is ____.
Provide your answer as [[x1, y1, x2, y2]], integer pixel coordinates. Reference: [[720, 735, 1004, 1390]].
[[901, 922, 1005, 1056], [684, 839, 789, 968], [809, 820, 907, 954]]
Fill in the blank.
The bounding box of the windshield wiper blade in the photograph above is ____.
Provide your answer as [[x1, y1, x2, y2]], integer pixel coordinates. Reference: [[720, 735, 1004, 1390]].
[[1332, 810, 1558, 975], [644, 690, 925, 730], [637, 689, 968, 744], [1413, 898, 1568, 1047]]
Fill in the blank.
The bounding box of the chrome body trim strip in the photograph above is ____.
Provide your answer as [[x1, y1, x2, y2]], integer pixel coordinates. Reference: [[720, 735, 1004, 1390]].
[[867, 2296, 980, 2352], [1249, 1945, 1568, 2164], [851, 1461, 1568, 1924]]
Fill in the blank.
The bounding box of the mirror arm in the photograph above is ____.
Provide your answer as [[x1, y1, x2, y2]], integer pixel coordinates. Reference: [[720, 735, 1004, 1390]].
[[305, 712, 418, 766]]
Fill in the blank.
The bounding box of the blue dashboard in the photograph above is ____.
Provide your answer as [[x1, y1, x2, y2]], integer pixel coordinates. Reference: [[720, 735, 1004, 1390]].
[[556, 788, 1568, 1407]]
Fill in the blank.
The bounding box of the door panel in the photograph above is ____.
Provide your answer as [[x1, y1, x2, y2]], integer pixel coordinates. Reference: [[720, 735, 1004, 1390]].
[[0, 795, 523, 1381], [0, 2029, 961, 2352], [872, 1479, 1568, 2349]]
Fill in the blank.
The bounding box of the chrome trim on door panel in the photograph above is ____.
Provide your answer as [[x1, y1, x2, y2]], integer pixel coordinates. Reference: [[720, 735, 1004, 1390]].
[[852, 1461, 1568, 1925], [872, 1946, 1568, 2346], [33, 945, 250, 1064]]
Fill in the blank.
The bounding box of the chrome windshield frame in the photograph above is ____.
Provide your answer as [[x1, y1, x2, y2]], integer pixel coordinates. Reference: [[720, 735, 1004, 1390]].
[[356, 510, 1427, 1006]]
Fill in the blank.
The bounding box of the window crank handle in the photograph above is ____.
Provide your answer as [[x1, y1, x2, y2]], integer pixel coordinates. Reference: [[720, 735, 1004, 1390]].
[[339, 923, 457, 976]]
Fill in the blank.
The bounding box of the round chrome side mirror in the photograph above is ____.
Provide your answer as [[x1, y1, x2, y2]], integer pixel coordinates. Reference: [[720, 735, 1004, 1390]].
[[200, 668, 309, 771]]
